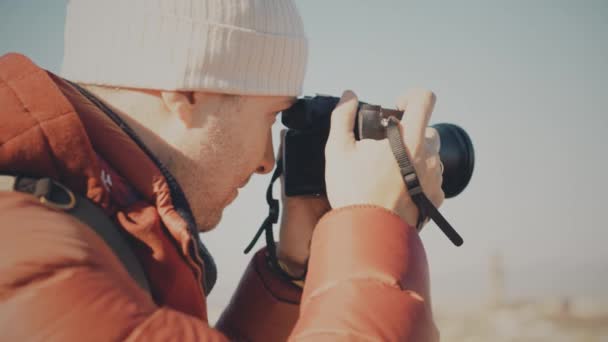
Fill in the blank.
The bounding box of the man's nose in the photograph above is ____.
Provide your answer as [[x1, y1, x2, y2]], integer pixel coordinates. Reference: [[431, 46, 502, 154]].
[[256, 130, 275, 174]]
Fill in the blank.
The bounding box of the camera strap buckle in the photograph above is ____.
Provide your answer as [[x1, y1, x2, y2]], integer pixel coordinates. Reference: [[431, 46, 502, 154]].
[[243, 160, 307, 282], [243, 162, 282, 255], [244, 163, 306, 286], [385, 117, 463, 246]]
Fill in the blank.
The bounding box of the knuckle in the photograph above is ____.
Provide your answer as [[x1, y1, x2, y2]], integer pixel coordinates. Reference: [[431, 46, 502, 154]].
[[424, 141, 437, 155], [426, 172, 442, 190], [344, 89, 358, 100], [435, 192, 445, 208], [423, 89, 437, 104], [426, 127, 439, 141], [426, 155, 439, 170], [335, 90, 358, 110], [432, 154, 441, 165]]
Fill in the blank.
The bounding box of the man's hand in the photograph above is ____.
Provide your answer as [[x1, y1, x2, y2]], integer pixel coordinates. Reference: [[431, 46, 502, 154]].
[[325, 89, 445, 227], [277, 194, 330, 278], [275, 88, 444, 277], [276, 130, 331, 278]]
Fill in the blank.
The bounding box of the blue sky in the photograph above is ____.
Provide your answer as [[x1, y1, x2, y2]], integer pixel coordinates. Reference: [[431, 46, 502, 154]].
[[1, 0, 607, 308]]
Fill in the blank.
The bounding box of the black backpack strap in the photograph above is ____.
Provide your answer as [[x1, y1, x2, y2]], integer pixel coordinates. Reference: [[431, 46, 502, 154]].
[[0, 175, 152, 294]]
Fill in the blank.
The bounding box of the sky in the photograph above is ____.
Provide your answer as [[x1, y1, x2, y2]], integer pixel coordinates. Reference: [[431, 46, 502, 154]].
[[1, 0, 607, 310]]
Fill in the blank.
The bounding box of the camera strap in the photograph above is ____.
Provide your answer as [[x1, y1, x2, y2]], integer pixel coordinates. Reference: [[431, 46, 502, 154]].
[[243, 160, 306, 282], [385, 117, 463, 246]]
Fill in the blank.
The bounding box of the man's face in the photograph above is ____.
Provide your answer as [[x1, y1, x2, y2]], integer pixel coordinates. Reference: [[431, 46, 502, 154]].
[[163, 93, 295, 231]]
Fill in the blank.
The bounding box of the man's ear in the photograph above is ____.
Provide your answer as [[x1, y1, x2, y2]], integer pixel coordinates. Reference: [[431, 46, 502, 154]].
[[161, 91, 194, 128]]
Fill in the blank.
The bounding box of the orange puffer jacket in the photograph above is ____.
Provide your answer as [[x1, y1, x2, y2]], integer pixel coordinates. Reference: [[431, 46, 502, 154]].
[[0, 53, 439, 341]]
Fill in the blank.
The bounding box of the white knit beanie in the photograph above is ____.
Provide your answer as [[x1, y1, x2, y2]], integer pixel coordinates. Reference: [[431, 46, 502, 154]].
[[61, 0, 308, 96]]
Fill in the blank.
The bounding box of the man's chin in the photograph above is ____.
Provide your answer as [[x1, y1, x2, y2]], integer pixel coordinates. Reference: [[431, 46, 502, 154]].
[[194, 191, 237, 232], [225, 189, 238, 206], [196, 210, 224, 233]]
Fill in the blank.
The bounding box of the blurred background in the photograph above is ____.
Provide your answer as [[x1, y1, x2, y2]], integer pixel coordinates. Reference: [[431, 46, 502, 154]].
[[2, 0, 607, 340]]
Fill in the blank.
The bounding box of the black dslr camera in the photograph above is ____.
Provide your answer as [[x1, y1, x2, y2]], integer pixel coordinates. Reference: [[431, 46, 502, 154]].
[[244, 95, 472, 256], [281, 95, 475, 199]]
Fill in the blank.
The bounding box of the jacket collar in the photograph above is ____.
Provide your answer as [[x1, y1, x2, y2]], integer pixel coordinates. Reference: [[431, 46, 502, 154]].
[[59, 78, 218, 295], [0, 52, 216, 298]]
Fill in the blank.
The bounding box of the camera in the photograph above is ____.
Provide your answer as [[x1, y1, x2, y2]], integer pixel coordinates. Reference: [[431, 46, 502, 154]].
[[243, 95, 470, 253], [281, 95, 475, 198]]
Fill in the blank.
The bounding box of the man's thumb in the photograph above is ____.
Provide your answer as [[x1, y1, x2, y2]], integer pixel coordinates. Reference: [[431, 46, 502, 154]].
[[399, 89, 436, 155], [328, 90, 358, 150]]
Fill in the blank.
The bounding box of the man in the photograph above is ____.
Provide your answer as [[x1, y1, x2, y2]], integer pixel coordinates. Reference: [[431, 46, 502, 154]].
[[0, 0, 444, 340]]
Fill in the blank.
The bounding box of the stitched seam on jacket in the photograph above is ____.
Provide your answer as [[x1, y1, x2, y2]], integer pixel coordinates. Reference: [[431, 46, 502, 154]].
[[296, 280, 425, 341], [0, 78, 71, 177], [303, 277, 408, 310], [8, 260, 92, 290], [320, 204, 404, 223], [0, 110, 73, 148], [0, 68, 41, 88], [291, 329, 379, 342], [121, 306, 164, 342]]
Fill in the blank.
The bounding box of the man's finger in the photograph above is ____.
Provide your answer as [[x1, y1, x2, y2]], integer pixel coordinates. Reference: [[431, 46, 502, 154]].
[[430, 187, 445, 210], [328, 90, 358, 151], [395, 91, 409, 112], [397, 89, 436, 156], [426, 155, 442, 176], [425, 127, 441, 154]]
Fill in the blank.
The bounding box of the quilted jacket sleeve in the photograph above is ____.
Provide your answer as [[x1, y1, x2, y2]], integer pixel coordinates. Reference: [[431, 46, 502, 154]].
[[290, 205, 439, 341], [215, 248, 302, 341], [216, 205, 438, 342]]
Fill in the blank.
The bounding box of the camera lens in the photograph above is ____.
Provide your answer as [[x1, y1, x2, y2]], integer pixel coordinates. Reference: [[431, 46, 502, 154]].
[[281, 96, 475, 199], [432, 123, 475, 198]]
